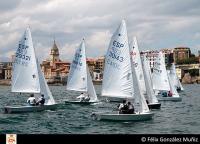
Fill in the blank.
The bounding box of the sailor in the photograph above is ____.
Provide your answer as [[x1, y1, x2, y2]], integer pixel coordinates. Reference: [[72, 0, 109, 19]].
[[127, 101, 135, 114], [162, 91, 167, 97], [36, 94, 45, 105], [27, 94, 36, 106], [84, 94, 90, 102], [118, 100, 128, 114], [77, 92, 90, 102], [168, 91, 172, 97]]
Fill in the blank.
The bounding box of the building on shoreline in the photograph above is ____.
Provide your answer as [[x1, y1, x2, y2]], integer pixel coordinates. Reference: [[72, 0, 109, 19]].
[[41, 40, 70, 84], [87, 56, 105, 81]]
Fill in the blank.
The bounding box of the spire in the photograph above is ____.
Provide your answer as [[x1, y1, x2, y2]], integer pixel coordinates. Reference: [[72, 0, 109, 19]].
[[52, 39, 58, 50]]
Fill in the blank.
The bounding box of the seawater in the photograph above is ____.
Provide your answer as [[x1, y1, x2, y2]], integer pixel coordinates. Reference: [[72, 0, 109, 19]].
[[0, 84, 199, 134]]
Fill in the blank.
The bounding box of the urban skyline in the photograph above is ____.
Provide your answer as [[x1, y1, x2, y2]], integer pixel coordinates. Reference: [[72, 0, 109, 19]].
[[0, 0, 200, 63]]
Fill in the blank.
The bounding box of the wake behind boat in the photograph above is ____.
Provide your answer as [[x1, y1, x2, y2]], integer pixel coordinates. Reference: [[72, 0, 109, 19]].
[[64, 39, 99, 105], [4, 27, 57, 114], [92, 20, 153, 121]]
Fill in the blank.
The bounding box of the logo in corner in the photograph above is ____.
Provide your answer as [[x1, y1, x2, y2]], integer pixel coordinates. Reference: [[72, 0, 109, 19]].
[[6, 134, 17, 144]]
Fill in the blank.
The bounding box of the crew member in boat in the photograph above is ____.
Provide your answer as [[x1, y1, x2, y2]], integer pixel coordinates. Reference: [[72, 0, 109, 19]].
[[77, 92, 90, 102], [127, 101, 135, 114], [118, 100, 128, 114], [161, 91, 167, 97], [168, 91, 172, 97], [177, 87, 181, 91], [36, 94, 45, 105], [27, 94, 37, 106]]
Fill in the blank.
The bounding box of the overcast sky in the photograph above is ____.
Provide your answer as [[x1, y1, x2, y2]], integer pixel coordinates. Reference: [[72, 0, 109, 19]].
[[0, 0, 200, 62]]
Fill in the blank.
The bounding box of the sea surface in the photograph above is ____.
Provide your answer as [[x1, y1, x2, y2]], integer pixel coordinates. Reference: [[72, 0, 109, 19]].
[[0, 84, 199, 134]]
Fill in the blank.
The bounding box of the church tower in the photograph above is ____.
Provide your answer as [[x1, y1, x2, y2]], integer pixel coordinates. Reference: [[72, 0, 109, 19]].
[[50, 40, 60, 65]]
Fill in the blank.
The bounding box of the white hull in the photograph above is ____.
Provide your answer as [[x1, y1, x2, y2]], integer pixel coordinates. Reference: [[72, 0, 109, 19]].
[[64, 100, 98, 105], [91, 112, 154, 121], [158, 96, 182, 102], [4, 104, 58, 114], [104, 96, 134, 102]]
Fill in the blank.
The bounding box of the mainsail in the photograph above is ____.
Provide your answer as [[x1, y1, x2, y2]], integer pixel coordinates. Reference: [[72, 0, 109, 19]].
[[142, 54, 159, 104], [167, 70, 180, 98], [67, 40, 87, 92], [129, 47, 150, 113], [169, 63, 184, 91], [11, 27, 40, 93], [101, 20, 133, 99], [152, 51, 170, 91], [66, 39, 98, 102], [129, 37, 146, 95]]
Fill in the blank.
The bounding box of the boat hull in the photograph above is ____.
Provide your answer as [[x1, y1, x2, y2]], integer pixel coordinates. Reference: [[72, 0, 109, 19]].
[[158, 97, 182, 102], [91, 112, 154, 121], [148, 103, 161, 109], [104, 97, 134, 103], [4, 104, 58, 114], [64, 100, 98, 105]]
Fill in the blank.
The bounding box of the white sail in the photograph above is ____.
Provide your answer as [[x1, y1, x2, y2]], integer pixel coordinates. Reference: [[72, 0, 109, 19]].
[[86, 66, 98, 102], [67, 39, 98, 101], [152, 51, 170, 91], [169, 63, 179, 87], [167, 70, 180, 98], [129, 37, 146, 95], [178, 79, 184, 91], [101, 20, 133, 99], [130, 48, 149, 113], [66, 40, 87, 92], [11, 27, 40, 93], [142, 54, 158, 104], [34, 60, 56, 105], [169, 63, 184, 91]]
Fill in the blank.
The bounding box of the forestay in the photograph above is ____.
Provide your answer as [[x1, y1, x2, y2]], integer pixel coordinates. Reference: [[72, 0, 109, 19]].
[[11, 27, 40, 93], [102, 20, 133, 99], [152, 52, 170, 91], [129, 37, 146, 95]]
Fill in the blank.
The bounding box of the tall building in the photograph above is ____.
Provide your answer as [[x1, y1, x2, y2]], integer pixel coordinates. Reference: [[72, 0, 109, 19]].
[[41, 40, 70, 84], [173, 47, 191, 63]]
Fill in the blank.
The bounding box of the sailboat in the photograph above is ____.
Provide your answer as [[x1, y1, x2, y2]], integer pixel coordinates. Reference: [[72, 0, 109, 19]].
[[169, 63, 184, 92], [142, 53, 161, 109], [152, 51, 170, 93], [152, 52, 181, 101], [92, 20, 153, 121], [64, 39, 99, 104], [4, 27, 57, 114], [130, 37, 161, 109], [129, 37, 146, 95]]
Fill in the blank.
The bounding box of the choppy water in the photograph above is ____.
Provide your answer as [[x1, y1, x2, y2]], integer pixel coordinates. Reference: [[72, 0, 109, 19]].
[[0, 84, 199, 134]]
